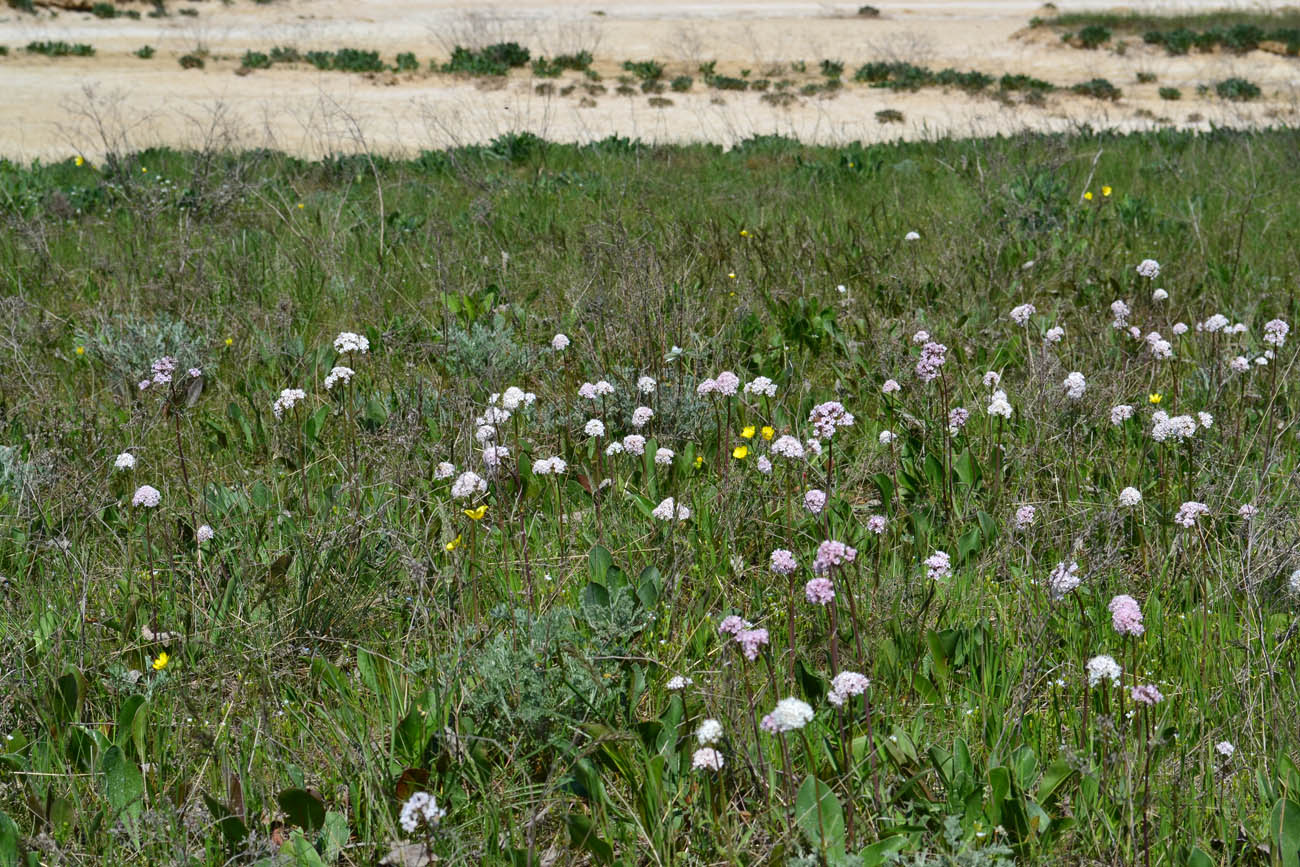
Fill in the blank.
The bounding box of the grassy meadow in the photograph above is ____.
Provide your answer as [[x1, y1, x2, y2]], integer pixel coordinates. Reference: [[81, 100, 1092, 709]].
[[1, 127, 1300, 865]]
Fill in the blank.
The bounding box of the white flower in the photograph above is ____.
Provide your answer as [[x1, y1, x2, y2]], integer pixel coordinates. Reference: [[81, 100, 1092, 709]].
[[196, 524, 214, 543], [1136, 259, 1160, 279], [987, 389, 1013, 418], [1045, 325, 1064, 343], [912, 330, 930, 344], [982, 371, 1001, 389], [924, 550, 952, 581], [761, 697, 814, 733], [1215, 741, 1236, 758], [132, 485, 161, 508], [771, 436, 804, 459], [878, 430, 897, 445], [1152, 288, 1169, 301], [652, 497, 690, 521], [1174, 501, 1209, 528], [399, 792, 446, 834], [114, 452, 136, 471], [1063, 372, 1086, 400], [666, 675, 693, 690], [1151, 413, 1198, 443], [744, 376, 777, 397], [1172, 321, 1188, 335], [451, 471, 486, 500], [333, 332, 369, 354], [827, 671, 870, 707], [697, 719, 724, 744], [1198, 411, 1213, 429], [637, 375, 656, 394], [604, 441, 624, 456], [1048, 561, 1080, 601], [533, 456, 567, 476], [551, 333, 570, 351], [1230, 356, 1250, 373], [1264, 319, 1290, 347], [1010, 303, 1036, 326], [584, 419, 605, 438], [691, 747, 725, 771], [324, 366, 354, 390], [272, 388, 307, 420], [501, 386, 534, 410], [654, 448, 674, 465], [904, 231, 920, 241], [1118, 487, 1142, 507], [434, 461, 455, 480], [1086, 655, 1122, 687], [482, 445, 509, 468], [593, 380, 615, 397], [632, 406, 654, 428], [1111, 405, 1134, 425], [883, 379, 901, 394], [1110, 299, 1131, 328], [756, 455, 772, 474], [1200, 314, 1229, 333], [622, 435, 646, 455]]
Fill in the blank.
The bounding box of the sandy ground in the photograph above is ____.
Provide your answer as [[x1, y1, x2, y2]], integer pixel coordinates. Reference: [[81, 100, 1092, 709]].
[[1, 0, 1297, 161]]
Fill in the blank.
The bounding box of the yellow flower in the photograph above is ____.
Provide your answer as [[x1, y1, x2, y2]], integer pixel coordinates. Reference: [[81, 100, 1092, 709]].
[[74, 156, 84, 167], [75, 345, 85, 356], [141, 167, 148, 173], [445, 534, 462, 552], [297, 202, 305, 209], [761, 425, 774, 441], [727, 272, 736, 279], [694, 455, 704, 468], [732, 445, 749, 460], [741, 425, 756, 439], [1083, 191, 1093, 201], [224, 337, 233, 347], [1148, 393, 1162, 404], [848, 161, 855, 168], [739, 229, 750, 237], [152, 652, 169, 671], [463, 505, 488, 521], [1102, 185, 1112, 197]]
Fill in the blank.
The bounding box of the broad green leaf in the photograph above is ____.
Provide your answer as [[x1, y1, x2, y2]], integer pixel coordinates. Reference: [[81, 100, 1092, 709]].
[[1271, 798, 1300, 867], [795, 774, 846, 857], [279, 829, 326, 866], [278, 788, 326, 833], [0, 808, 18, 867], [101, 746, 144, 847]]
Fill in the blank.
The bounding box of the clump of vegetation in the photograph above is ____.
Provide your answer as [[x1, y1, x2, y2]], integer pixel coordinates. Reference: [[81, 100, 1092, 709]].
[[857, 4, 880, 16], [1137, 71, 1157, 83], [240, 50, 271, 70], [393, 52, 418, 72], [441, 42, 530, 76], [1071, 77, 1122, 100], [1159, 86, 1181, 100], [269, 45, 301, 63], [670, 75, 693, 92], [134, 45, 155, 59], [1078, 24, 1112, 47], [26, 41, 96, 57], [532, 51, 593, 77], [999, 72, 1055, 92], [178, 51, 204, 69], [820, 59, 845, 79], [876, 108, 904, 122], [1215, 76, 1261, 101], [622, 59, 664, 82]]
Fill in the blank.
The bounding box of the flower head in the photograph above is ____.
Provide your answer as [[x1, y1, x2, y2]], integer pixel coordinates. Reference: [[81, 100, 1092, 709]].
[[744, 376, 777, 397], [1174, 501, 1209, 528], [924, 550, 952, 581], [691, 747, 724, 771], [813, 540, 857, 574], [651, 497, 690, 522], [1010, 303, 1036, 326], [324, 366, 354, 390], [637, 375, 656, 394], [1086, 654, 1122, 687], [1136, 259, 1160, 279], [584, 419, 605, 438], [769, 549, 797, 575], [1014, 504, 1036, 530], [451, 471, 487, 500], [1119, 487, 1142, 507], [333, 332, 369, 355], [804, 577, 835, 605], [1063, 372, 1087, 400], [196, 524, 214, 543], [915, 341, 948, 383], [808, 401, 854, 439], [828, 671, 869, 707], [866, 514, 887, 534], [551, 333, 570, 351], [115, 452, 136, 471], [717, 615, 751, 636], [399, 792, 446, 835], [666, 675, 693, 690], [1109, 594, 1145, 636], [132, 485, 162, 508], [272, 388, 307, 420], [804, 489, 827, 515], [632, 406, 654, 428], [760, 697, 814, 733], [152, 652, 169, 671], [771, 435, 804, 459], [1130, 684, 1164, 706], [697, 719, 724, 744], [1048, 561, 1080, 601], [1264, 319, 1290, 347], [735, 628, 769, 661]]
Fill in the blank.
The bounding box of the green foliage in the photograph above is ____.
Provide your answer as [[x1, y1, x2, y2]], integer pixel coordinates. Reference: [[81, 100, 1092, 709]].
[[532, 51, 593, 77], [134, 45, 155, 59], [240, 50, 271, 69], [178, 52, 204, 69], [442, 42, 530, 76], [621, 59, 664, 81], [1159, 86, 1181, 100], [26, 40, 95, 57], [1215, 76, 1261, 101], [1078, 24, 1111, 47], [1071, 78, 1122, 100]]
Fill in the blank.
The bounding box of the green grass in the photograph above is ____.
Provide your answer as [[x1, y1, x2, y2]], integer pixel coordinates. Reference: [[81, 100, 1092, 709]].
[[25, 40, 95, 57], [1041, 8, 1300, 55], [0, 128, 1299, 864]]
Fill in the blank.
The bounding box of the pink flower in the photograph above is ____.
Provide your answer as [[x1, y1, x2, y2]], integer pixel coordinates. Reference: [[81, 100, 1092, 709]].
[[866, 515, 887, 534], [1108, 594, 1145, 636], [828, 671, 870, 707], [804, 489, 827, 515], [915, 342, 947, 383], [714, 372, 740, 396], [804, 577, 835, 605], [1130, 684, 1163, 706], [808, 401, 854, 439], [769, 549, 797, 575], [1014, 505, 1037, 530], [924, 550, 952, 580], [813, 540, 857, 574], [736, 628, 769, 661], [1174, 501, 1209, 528], [718, 615, 751, 636], [691, 747, 725, 771]]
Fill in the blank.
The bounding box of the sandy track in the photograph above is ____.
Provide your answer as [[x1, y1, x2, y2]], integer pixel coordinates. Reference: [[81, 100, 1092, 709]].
[[1, 0, 1297, 160]]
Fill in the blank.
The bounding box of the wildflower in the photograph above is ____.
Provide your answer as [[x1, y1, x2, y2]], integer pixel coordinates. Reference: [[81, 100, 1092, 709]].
[[1174, 501, 1209, 528], [632, 406, 654, 428], [578, 382, 597, 400], [828, 671, 870, 707], [152, 652, 169, 671], [771, 435, 804, 458], [1264, 319, 1290, 347], [756, 455, 772, 474], [1045, 326, 1064, 343], [148, 356, 177, 387], [1010, 303, 1036, 326], [132, 485, 161, 508], [987, 390, 1013, 418], [621, 435, 645, 456], [915, 341, 948, 383], [741, 425, 756, 439], [883, 378, 901, 394], [500, 387, 535, 411], [75, 155, 84, 166], [744, 376, 777, 397], [924, 550, 952, 581], [551, 333, 570, 351], [637, 375, 656, 394], [1086, 654, 1122, 687], [1083, 191, 1093, 201], [1048, 561, 1081, 601], [947, 407, 969, 436], [804, 489, 827, 514], [399, 792, 446, 835], [878, 430, 897, 445], [604, 441, 624, 457], [444, 535, 462, 552], [324, 366, 354, 390], [584, 419, 605, 438], [482, 445, 509, 469], [1102, 185, 1112, 197], [666, 675, 693, 690], [1151, 412, 1198, 443], [808, 401, 854, 438], [912, 330, 930, 343], [813, 540, 857, 573], [1152, 288, 1169, 301], [805, 577, 835, 605], [804, 439, 822, 456], [75, 345, 85, 356], [904, 231, 920, 241], [1215, 741, 1236, 758], [736, 628, 769, 661], [691, 747, 724, 771], [770, 549, 798, 575], [1119, 487, 1142, 507], [224, 337, 233, 347], [1148, 393, 1162, 404], [760, 697, 814, 733], [463, 505, 488, 521], [333, 332, 370, 355], [1014, 504, 1036, 529], [696, 378, 717, 396], [1199, 314, 1229, 333], [982, 371, 1001, 389], [1172, 321, 1187, 335], [1239, 503, 1258, 521], [1136, 259, 1160, 279], [654, 448, 675, 465], [1063, 372, 1086, 400], [1198, 412, 1213, 429], [732, 445, 749, 460], [866, 514, 887, 534], [1110, 299, 1131, 328], [114, 452, 136, 471], [760, 426, 774, 440], [717, 615, 751, 636], [1109, 594, 1145, 636], [714, 372, 740, 396], [1110, 405, 1134, 425], [1146, 333, 1173, 359], [451, 471, 487, 500], [697, 719, 724, 744], [533, 456, 568, 475], [434, 462, 455, 480], [1230, 356, 1250, 373], [651, 497, 690, 521], [272, 388, 307, 420], [196, 524, 214, 543], [1130, 684, 1163, 706]]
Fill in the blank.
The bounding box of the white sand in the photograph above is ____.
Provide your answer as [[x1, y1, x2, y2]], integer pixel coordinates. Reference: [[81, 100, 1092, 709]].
[[1, 0, 1297, 160]]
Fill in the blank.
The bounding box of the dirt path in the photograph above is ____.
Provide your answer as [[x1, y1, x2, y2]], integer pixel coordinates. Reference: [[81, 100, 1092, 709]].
[[1, 0, 1297, 161]]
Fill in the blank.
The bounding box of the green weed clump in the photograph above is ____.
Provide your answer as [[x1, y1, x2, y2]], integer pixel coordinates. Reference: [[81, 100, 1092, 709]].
[[1072, 78, 1122, 100], [26, 41, 95, 57], [442, 42, 530, 76], [1215, 77, 1261, 100]]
